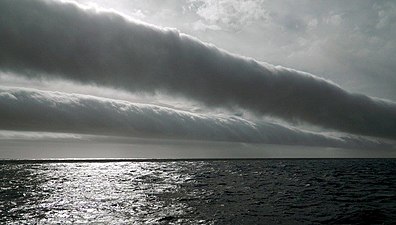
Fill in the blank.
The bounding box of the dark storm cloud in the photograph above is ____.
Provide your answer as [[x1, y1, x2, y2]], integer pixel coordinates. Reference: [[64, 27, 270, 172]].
[[0, 87, 392, 149], [0, 0, 395, 140]]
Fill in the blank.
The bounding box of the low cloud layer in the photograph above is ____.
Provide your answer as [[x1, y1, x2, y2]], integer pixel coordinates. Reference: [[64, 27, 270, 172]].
[[0, 130, 86, 141], [0, 0, 395, 140], [1, 87, 393, 149]]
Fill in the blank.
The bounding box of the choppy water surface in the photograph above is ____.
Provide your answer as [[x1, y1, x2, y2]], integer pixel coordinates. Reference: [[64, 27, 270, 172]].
[[1, 160, 396, 224]]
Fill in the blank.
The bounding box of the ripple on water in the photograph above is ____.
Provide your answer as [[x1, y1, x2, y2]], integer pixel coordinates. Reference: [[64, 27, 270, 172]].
[[1, 160, 396, 224]]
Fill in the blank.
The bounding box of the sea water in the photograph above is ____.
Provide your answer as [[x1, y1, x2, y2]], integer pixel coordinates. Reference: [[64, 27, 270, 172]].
[[1, 160, 396, 224]]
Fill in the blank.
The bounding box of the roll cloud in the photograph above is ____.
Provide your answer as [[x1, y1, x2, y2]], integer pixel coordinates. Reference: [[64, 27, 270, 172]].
[[0, 0, 395, 139]]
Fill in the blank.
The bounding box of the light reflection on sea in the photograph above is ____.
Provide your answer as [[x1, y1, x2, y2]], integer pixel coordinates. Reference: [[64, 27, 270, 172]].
[[1, 160, 396, 224], [1, 162, 202, 224]]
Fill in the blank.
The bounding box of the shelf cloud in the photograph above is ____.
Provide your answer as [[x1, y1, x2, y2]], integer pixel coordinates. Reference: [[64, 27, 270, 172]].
[[0, 86, 392, 149], [0, 0, 395, 140]]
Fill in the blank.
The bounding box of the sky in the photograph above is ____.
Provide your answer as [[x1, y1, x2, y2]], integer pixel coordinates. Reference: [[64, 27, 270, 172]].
[[0, 0, 395, 158]]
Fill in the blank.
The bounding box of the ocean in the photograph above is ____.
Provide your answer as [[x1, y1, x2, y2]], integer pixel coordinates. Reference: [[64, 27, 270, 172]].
[[1, 159, 396, 224]]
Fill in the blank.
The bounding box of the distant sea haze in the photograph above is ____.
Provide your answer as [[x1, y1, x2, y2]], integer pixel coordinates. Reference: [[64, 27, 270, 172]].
[[0, 136, 395, 159]]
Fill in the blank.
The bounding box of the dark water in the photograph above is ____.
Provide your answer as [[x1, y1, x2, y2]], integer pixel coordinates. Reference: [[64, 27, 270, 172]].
[[1, 160, 396, 224]]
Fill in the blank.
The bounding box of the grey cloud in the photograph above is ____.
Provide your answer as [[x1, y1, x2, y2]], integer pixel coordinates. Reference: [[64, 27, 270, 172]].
[[0, 86, 392, 149], [186, 0, 396, 101], [0, 130, 86, 141], [0, 0, 396, 140]]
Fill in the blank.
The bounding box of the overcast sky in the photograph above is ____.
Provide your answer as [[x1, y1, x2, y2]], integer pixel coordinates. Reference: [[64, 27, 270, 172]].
[[0, 0, 395, 158]]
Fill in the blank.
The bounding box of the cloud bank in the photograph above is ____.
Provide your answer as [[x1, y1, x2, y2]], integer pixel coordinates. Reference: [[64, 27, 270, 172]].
[[0, 86, 392, 149], [0, 0, 395, 140], [0, 130, 86, 141]]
